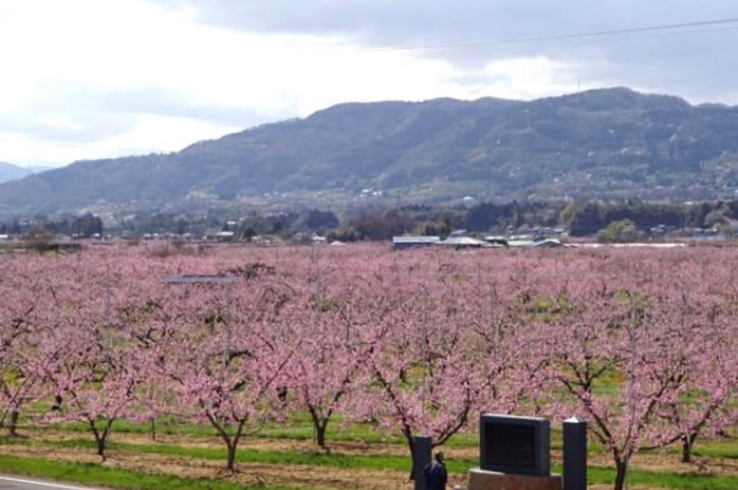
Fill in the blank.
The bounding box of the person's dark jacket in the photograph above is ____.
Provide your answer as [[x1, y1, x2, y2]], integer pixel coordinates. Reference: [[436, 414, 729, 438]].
[[423, 461, 448, 490]]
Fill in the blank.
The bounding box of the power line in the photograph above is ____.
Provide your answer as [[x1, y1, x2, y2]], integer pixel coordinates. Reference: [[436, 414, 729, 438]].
[[415, 25, 738, 56], [368, 17, 738, 53]]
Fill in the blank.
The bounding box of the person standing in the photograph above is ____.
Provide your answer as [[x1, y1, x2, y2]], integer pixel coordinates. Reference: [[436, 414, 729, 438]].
[[423, 451, 448, 490]]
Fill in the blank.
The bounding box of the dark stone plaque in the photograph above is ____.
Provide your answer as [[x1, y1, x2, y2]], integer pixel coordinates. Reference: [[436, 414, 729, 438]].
[[485, 423, 536, 470], [479, 414, 551, 477]]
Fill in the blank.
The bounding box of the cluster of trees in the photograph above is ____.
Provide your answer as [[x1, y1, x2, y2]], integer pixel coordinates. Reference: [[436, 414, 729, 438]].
[[320, 203, 559, 241], [322, 200, 738, 241], [1, 245, 737, 490], [7, 199, 738, 242], [565, 201, 738, 236], [0, 213, 103, 238], [221, 199, 738, 240], [464, 201, 561, 232]]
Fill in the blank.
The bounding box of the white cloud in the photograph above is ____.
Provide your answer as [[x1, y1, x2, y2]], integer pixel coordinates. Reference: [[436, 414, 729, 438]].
[[477, 57, 581, 100], [104, 115, 242, 154], [0, 0, 598, 167]]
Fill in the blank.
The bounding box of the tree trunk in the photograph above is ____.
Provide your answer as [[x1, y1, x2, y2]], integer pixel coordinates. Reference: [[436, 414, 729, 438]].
[[150, 419, 157, 442], [96, 433, 108, 462], [316, 422, 329, 452], [307, 404, 334, 453], [226, 422, 245, 472], [207, 416, 242, 472], [406, 435, 416, 481], [614, 459, 628, 490], [8, 410, 19, 437], [89, 419, 112, 462], [226, 442, 237, 471], [681, 433, 698, 464]]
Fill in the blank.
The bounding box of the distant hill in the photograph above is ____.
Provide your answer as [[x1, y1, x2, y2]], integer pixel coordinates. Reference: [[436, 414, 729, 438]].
[[3, 87, 738, 217], [0, 162, 55, 185], [0, 162, 33, 184]]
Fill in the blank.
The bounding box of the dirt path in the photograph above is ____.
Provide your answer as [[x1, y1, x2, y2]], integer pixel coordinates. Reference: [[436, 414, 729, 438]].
[[35, 430, 738, 475]]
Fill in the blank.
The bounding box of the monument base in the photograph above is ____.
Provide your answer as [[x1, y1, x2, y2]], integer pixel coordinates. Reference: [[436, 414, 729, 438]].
[[468, 468, 562, 490]]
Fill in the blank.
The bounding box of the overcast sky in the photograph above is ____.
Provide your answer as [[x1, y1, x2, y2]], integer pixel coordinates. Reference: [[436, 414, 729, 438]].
[[2, 0, 738, 167]]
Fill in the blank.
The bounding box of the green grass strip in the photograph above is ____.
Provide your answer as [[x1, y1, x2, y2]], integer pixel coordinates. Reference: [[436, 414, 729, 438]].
[[0, 453, 323, 490], [587, 466, 738, 490]]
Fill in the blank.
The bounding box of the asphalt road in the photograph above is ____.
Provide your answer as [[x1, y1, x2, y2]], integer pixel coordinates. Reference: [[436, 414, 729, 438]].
[[0, 477, 105, 490]]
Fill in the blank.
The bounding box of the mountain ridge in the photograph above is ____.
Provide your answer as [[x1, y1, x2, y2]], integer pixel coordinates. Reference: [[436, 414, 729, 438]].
[[0, 162, 33, 184], [3, 87, 738, 218], [0, 162, 56, 185]]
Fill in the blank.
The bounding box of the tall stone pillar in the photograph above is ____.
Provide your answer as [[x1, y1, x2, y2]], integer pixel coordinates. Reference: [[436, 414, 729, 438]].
[[563, 417, 587, 490], [414, 436, 433, 490]]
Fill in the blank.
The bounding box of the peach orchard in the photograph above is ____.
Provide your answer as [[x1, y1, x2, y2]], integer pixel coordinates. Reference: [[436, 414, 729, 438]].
[[0, 243, 736, 490]]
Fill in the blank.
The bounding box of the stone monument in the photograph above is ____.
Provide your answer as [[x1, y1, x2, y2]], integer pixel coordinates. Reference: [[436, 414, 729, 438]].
[[468, 414, 562, 490]]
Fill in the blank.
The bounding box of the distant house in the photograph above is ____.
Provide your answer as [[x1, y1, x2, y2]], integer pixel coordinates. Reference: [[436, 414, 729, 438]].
[[507, 239, 535, 247], [438, 236, 489, 249], [252, 235, 271, 245], [484, 236, 510, 247], [393, 236, 441, 250], [482, 236, 569, 248], [215, 231, 235, 242], [531, 238, 565, 248]]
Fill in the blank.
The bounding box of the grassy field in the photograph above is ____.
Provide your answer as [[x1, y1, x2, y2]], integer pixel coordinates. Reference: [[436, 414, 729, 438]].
[[0, 453, 307, 490], [1, 418, 738, 490]]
